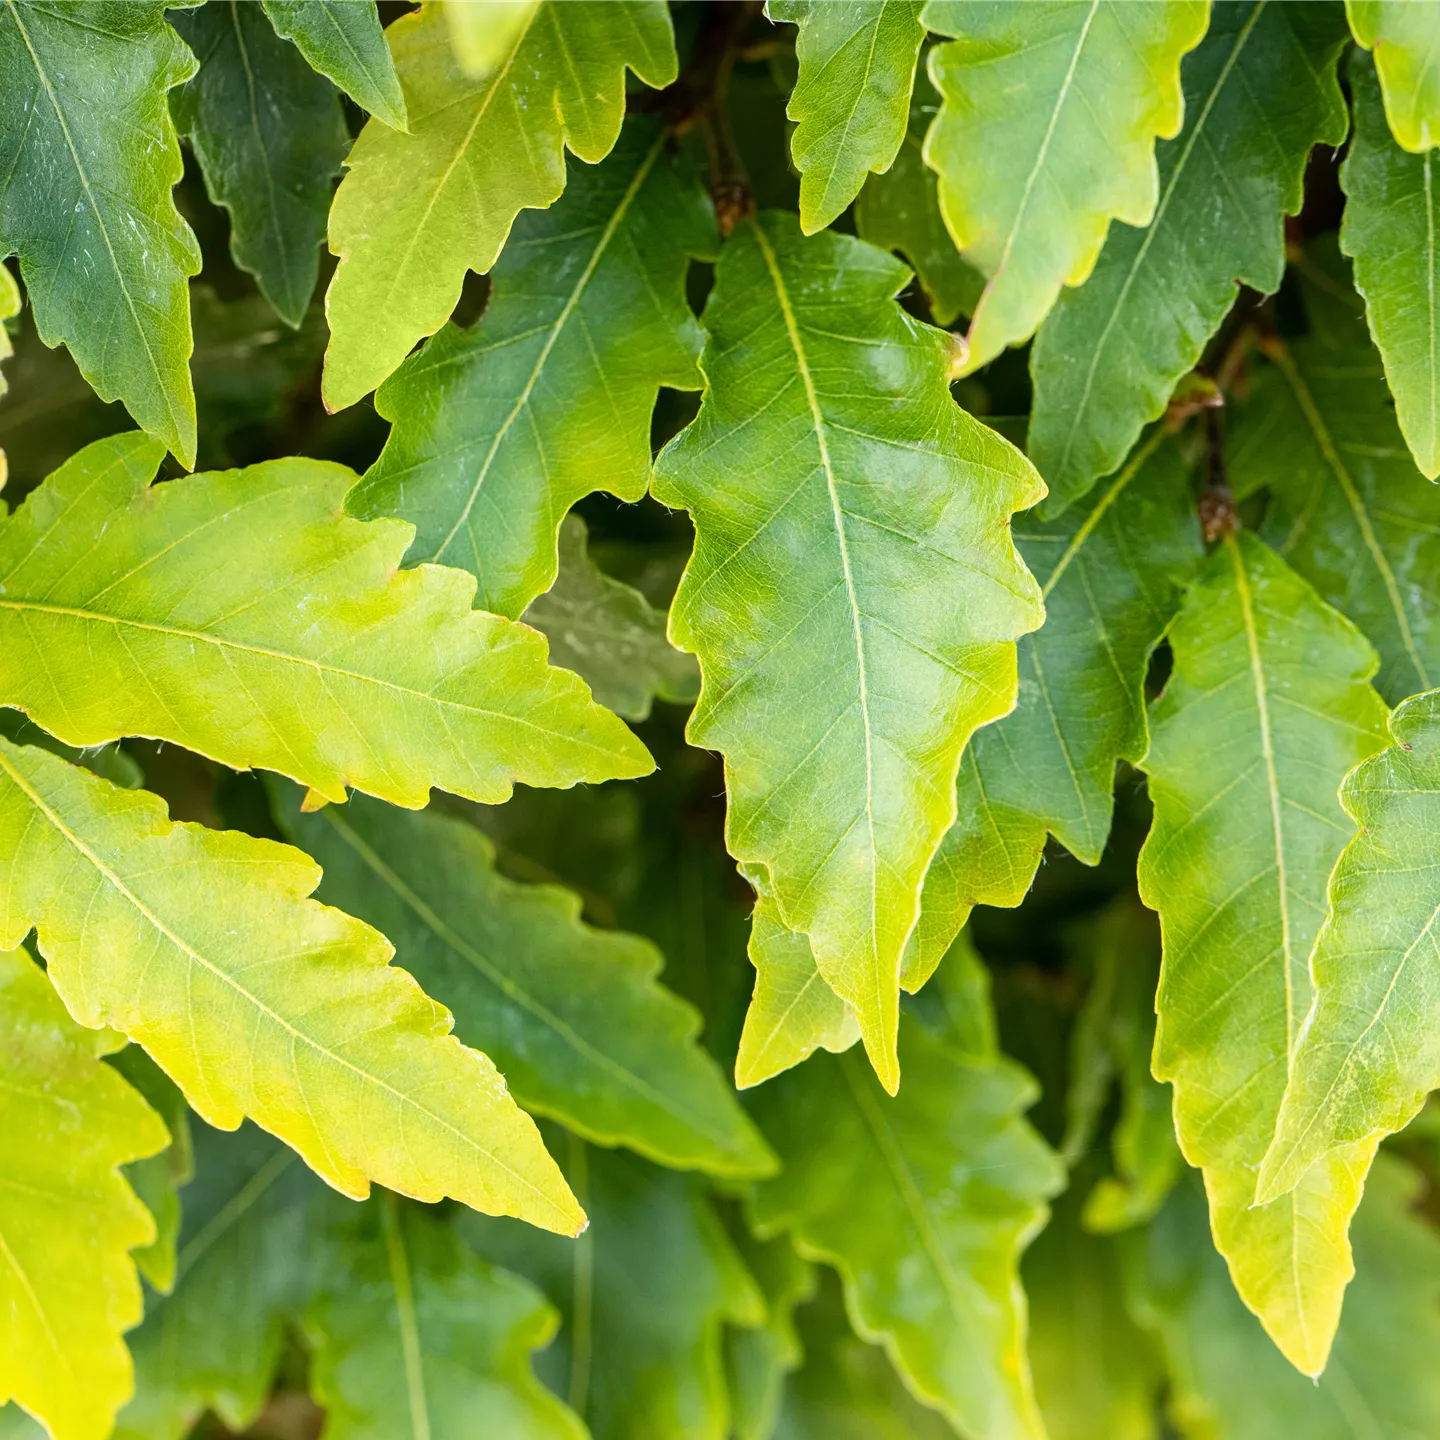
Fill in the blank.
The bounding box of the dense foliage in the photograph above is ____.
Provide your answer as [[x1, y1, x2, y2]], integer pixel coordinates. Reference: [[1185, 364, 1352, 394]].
[[4, 1, 1440, 1436]]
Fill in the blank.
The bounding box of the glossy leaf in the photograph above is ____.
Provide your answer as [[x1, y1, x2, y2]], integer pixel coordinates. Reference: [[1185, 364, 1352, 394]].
[[748, 1002, 1064, 1440], [1341, 51, 1440, 479], [910, 432, 1202, 977], [0, 1, 200, 465], [1138, 533, 1389, 1374], [464, 1139, 765, 1440], [275, 783, 776, 1180], [172, 2, 350, 327], [1029, 0, 1348, 515], [115, 1122, 327, 1440], [261, 0, 407, 130], [0, 737, 583, 1233], [854, 75, 983, 328], [922, 0, 1208, 374], [1259, 689, 1440, 1209], [355, 117, 712, 617], [322, 1, 677, 411], [523, 515, 700, 722], [0, 946, 167, 1440], [1229, 240, 1440, 704], [1347, 0, 1440, 151], [767, 0, 926, 235], [0, 433, 650, 809], [653, 214, 1044, 1090], [1132, 1159, 1440, 1436], [306, 1195, 585, 1440]]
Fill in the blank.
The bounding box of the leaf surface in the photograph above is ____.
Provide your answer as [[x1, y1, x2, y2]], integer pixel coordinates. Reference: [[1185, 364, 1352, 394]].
[[0, 738, 583, 1233], [261, 0, 407, 130], [172, 2, 350, 327], [0, 0, 200, 464], [322, 1, 677, 410], [1341, 51, 1440, 479], [726, 1231, 816, 1440], [0, 433, 650, 808], [653, 214, 1044, 1090], [0, 947, 167, 1440], [767, 0, 926, 235], [306, 1195, 585, 1440], [276, 784, 775, 1180], [1347, 0, 1440, 151], [921, 0, 1208, 374], [1029, 0, 1348, 515], [1138, 532, 1389, 1374], [465, 1140, 765, 1440], [748, 1005, 1063, 1440], [1229, 240, 1440, 704], [355, 117, 712, 617]]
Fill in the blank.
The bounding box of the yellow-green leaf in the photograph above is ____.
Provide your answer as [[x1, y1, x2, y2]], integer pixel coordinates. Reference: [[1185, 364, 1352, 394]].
[[1347, 0, 1440, 151], [0, 433, 650, 809], [652, 214, 1043, 1091], [1138, 532, 1389, 1375], [0, 946, 168, 1440], [0, 738, 584, 1234], [322, 0, 677, 411]]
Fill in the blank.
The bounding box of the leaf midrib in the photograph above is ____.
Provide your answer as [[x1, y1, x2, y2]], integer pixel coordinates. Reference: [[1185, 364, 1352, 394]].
[[382, 1195, 432, 1440]]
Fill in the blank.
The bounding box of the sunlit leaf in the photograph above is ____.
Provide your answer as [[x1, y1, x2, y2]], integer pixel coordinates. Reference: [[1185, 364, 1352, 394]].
[[1347, 0, 1440, 151], [261, 0, 407, 130]]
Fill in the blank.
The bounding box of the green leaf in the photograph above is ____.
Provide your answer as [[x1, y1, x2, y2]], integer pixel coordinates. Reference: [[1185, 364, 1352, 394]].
[[305, 1194, 586, 1440], [1229, 239, 1440, 705], [354, 116, 712, 618], [1028, 0, 1348, 515], [652, 214, 1044, 1091], [442, 0, 540, 77], [0, 945, 167, 1440], [748, 999, 1064, 1439], [0, 433, 650, 809], [910, 431, 1203, 977], [273, 783, 776, 1180], [522, 515, 700, 722], [116, 1122, 327, 1440], [0, 738, 584, 1233], [1258, 689, 1440, 1211], [464, 1138, 766, 1440], [1347, 0, 1440, 152], [0, 1, 200, 466], [261, 0, 407, 131], [921, 0, 1209, 374], [726, 1231, 816, 1440], [854, 74, 984, 328], [766, 0, 926, 235], [171, 2, 350, 328], [1341, 52, 1440, 479], [1138, 532, 1390, 1375], [321, 1, 677, 411], [1131, 1158, 1440, 1436]]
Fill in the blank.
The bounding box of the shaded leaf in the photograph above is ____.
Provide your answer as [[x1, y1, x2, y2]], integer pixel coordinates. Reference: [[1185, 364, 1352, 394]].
[[0, 946, 167, 1440], [1029, 0, 1348, 515], [1341, 50, 1440, 478], [748, 1002, 1064, 1440], [274, 784, 776, 1180], [322, 1, 677, 410], [766, 0, 926, 235], [921, 0, 1208, 374], [1347, 0, 1440, 151], [356, 117, 712, 618], [0, 737, 583, 1233], [306, 1195, 585, 1440], [1229, 239, 1440, 704], [1138, 533, 1389, 1374], [726, 1230, 817, 1440], [0, 1, 200, 465], [172, 2, 350, 327], [0, 433, 650, 809], [464, 1138, 765, 1440], [652, 214, 1043, 1090], [261, 0, 407, 131], [854, 74, 983, 328]]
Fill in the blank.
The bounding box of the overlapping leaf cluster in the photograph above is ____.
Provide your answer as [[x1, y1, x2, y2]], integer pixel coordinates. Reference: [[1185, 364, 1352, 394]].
[[5, 2, 1440, 1438]]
